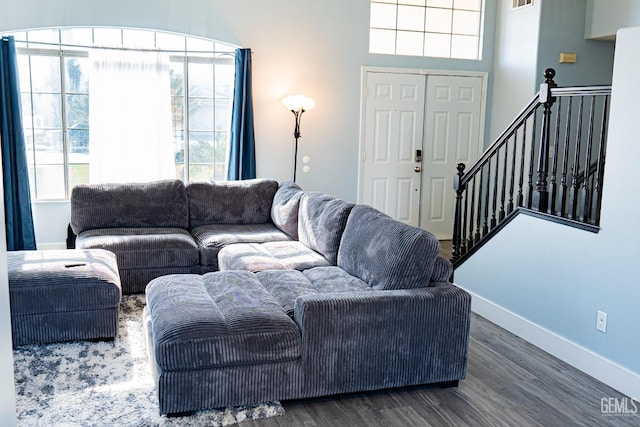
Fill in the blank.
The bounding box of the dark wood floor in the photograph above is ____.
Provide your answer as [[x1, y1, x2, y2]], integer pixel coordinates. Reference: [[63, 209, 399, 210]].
[[251, 313, 637, 427], [439, 240, 452, 260]]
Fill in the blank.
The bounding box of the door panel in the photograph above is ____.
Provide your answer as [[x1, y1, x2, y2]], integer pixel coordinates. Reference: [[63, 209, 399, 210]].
[[361, 72, 425, 226], [421, 75, 483, 239]]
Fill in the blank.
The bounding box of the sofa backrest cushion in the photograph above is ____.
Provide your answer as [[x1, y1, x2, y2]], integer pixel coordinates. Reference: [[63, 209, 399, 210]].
[[271, 181, 304, 240], [186, 179, 278, 227], [298, 192, 354, 265], [431, 255, 453, 282], [337, 205, 440, 290], [70, 180, 189, 234]]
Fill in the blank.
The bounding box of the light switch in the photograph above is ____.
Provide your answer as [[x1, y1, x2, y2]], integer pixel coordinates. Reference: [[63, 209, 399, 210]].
[[559, 52, 577, 63]]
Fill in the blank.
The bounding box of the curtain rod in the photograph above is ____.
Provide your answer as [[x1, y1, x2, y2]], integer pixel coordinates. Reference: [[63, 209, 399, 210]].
[[7, 38, 237, 55]]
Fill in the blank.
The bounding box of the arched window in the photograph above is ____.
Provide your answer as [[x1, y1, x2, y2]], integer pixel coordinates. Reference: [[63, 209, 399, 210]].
[[7, 27, 237, 200]]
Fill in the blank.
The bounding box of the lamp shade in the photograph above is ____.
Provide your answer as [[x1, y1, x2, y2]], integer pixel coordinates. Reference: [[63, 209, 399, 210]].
[[282, 94, 315, 112]]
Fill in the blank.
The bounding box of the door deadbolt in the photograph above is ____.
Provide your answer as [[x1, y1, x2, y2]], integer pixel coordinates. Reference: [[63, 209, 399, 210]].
[[414, 166, 421, 173]]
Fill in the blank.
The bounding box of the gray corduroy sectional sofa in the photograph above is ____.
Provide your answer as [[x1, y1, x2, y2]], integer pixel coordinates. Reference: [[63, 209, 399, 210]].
[[69, 178, 471, 415]]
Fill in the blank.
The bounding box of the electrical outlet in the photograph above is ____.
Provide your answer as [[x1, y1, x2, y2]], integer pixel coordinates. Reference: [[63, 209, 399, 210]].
[[596, 310, 607, 333]]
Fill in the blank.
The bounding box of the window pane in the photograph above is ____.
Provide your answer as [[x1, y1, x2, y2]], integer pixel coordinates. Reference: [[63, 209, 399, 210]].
[[454, 0, 481, 11], [189, 98, 214, 131], [427, 0, 453, 7], [12, 32, 27, 48], [32, 93, 62, 128], [170, 63, 185, 96], [214, 131, 229, 165], [30, 56, 61, 92], [370, 3, 397, 29], [400, 0, 427, 6], [189, 131, 214, 163], [156, 32, 186, 51], [425, 32, 451, 57], [214, 42, 236, 58], [214, 102, 231, 131], [35, 164, 65, 199], [370, 29, 396, 54], [425, 7, 453, 33], [122, 29, 156, 48], [215, 65, 235, 99], [66, 94, 89, 128], [60, 28, 93, 46], [189, 164, 215, 182], [451, 34, 479, 59], [172, 96, 184, 132], [398, 5, 425, 31], [27, 29, 59, 46], [186, 37, 214, 58], [68, 129, 89, 154], [65, 58, 89, 93], [34, 130, 63, 163], [396, 31, 424, 56], [188, 63, 214, 97], [68, 163, 89, 191], [453, 10, 480, 35], [93, 28, 122, 47]]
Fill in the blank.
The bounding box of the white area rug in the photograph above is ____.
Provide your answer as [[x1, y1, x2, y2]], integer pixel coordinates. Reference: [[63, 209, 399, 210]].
[[13, 295, 284, 426]]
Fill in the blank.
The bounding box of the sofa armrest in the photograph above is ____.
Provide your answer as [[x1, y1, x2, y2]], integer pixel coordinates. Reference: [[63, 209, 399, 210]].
[[293, 284, 471, 395]]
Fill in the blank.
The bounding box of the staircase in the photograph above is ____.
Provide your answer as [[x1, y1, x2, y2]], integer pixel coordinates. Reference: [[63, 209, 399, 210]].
[[451, 69, 611, 266]]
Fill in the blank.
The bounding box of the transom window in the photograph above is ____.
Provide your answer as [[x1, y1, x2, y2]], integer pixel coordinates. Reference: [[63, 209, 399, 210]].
[[7, 27, 236, 200], [369, 0, 484, 60]]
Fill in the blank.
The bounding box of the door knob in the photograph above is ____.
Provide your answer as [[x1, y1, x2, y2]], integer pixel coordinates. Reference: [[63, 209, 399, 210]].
[[414, 166, 421, 173]]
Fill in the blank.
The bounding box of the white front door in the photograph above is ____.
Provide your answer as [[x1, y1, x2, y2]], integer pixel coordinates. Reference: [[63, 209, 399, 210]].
[[420, 75, 484, 239], [360, 72, 425, 226]]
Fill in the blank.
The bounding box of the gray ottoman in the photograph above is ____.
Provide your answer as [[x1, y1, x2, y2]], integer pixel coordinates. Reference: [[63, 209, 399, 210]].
[[8, 249, 122, 346], [144, 271, 301, 415]]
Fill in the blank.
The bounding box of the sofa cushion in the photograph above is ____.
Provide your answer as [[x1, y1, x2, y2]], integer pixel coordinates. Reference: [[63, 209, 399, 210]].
[[70, 180, 188, 234], [187, 179, 279, 228], [191, 223, 290, 268], [431, 255, 453, 282], [303, 266, 371, 293], [337, 205, 440, 290], [146, 271, 301, 371], [218, 243, 288, 272], [8, 249, 121, 316], [76, 227, 199, 269], [298, 192, 354, 265], [261, 241, 331, 270], [270, 181, 304, 240], [256, 270, 318, 317]]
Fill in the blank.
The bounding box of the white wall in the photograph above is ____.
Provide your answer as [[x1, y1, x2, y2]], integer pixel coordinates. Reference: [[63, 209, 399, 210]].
[[586, 0, 640, 39], [456, 26, 640, 399], [0, 0, 498, 248], [489, 0, 541, 141]]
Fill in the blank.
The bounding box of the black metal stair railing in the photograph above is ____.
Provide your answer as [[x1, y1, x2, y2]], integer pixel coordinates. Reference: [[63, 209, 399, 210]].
[[452, 69, 611, 266]]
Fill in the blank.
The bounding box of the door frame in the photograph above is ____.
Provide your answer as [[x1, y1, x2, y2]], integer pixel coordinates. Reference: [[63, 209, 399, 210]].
[[357, 66, 489, 216]]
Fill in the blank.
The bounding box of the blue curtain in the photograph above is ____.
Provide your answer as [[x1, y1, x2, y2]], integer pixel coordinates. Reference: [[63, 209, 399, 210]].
[[0, 36, 36, 250], [226, 48, 256, 180]]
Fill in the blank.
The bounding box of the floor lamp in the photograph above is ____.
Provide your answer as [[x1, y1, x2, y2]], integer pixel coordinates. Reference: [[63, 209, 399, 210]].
[[282, 94, 315, 182]]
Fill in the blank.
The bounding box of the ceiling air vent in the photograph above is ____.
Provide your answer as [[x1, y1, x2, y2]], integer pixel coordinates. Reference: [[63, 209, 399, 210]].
[[512, 0, 533, 9]]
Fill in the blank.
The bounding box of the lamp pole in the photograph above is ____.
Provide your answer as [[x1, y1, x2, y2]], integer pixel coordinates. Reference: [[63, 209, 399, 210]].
[[291, 108, 304, 182], [282, 94, 315, 183]]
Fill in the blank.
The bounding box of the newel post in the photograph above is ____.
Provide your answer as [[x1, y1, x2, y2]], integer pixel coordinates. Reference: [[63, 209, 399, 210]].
[[451, 163, 466, 262], [532, 68, 557, 212]]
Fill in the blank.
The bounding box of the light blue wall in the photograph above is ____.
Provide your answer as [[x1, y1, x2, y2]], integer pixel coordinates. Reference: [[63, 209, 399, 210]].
[[537, 0, 615, 87], [0, 0, 497, 247], [456, 26, 640, 397]]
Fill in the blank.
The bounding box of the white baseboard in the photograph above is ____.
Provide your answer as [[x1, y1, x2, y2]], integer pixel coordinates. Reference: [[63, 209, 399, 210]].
[[461, 287, 640, 399], [36, 242, 67, 250]]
